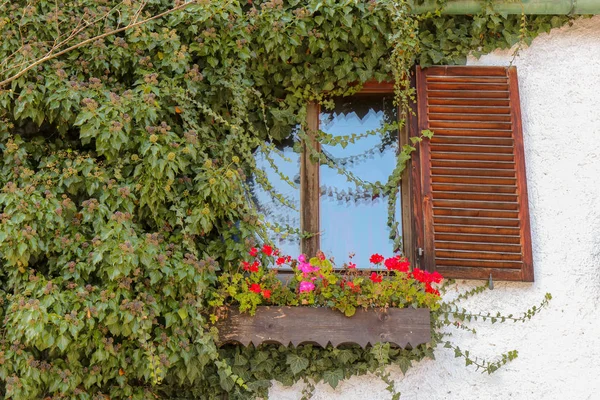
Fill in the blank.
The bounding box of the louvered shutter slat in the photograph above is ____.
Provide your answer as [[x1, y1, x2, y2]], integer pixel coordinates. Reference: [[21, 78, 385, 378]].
[[416, 66, 534, 282]]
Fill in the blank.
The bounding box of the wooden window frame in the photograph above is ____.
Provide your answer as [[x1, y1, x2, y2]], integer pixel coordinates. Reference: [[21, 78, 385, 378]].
[[300, 82, 415, 264]]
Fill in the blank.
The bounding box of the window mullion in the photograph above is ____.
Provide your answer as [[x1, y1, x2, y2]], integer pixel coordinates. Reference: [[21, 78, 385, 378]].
[[300, 101, 321, 257], [400, 105, 413, 263]]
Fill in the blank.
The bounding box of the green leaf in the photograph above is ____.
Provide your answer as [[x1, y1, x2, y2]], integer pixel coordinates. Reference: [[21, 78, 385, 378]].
[[323, 368, 344, 389], [17, 242, 27, 256], [234, 353, 248, 366], [207, 57, 219, 67], [398, 357, 412, 374], [344, 305, 356, 317], [341, 13, 353, 28], [178, 307, 189, 321], [56, 335, 70, 352], [286, 353, 309, 375], [421, 129, 434, 139]]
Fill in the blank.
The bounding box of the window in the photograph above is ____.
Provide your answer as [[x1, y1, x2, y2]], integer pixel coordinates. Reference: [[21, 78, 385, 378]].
[[258, 66, 533, 281], [300, 83, 411, 268], [253, 137, 301, 257]]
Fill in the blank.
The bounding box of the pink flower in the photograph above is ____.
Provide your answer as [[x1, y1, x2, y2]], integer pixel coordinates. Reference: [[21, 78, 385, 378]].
[[298, 262, 310, 273], [299, 281, 315, 293], [298, 254, 307, 263], [298, 262, 319, 274], [347, 262, 356, 269]]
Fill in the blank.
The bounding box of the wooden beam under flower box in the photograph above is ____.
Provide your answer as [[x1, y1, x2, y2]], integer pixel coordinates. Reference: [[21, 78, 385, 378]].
[[215, 306, 431, 348]]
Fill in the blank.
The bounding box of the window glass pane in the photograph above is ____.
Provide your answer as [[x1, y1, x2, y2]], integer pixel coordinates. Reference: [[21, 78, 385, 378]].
[[252, 141, 301, 257], [319, 94, 400, 267]]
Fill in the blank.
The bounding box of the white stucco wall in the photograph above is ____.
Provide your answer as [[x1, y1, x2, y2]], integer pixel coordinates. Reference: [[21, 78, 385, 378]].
[[270, 15, 600, 400]]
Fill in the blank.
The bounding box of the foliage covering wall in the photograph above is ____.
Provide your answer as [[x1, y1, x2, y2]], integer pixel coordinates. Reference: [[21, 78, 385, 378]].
[[0, 0, 569, 398]]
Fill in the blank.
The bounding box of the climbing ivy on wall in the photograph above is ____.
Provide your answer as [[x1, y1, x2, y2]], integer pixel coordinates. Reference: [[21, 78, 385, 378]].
[[0, 0, 569, 399]]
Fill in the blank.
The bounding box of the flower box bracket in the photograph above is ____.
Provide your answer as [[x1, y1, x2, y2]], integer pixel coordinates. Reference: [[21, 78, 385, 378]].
[[216, 306, 431, 348]]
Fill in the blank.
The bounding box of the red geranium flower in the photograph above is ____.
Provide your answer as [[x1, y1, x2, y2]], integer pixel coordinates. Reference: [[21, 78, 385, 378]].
[[369, 253, 384, 264], [241, 261, 250, 271], [398, 260, 410, 272], [369, 272, 383, 283], [343, 280, 360, 293], [249, 283, 261, 294], [431, 271, 443, 284], [425, 283, 440, 296], [262, 245, 273, 256], [384, 257, 396, 270], [384, 256, 410, 272], [249, 261, 260, 273], [412, 268, 443, 285], [348, 262, 356, 269], [262, 289, 271, 299], [276, 257, 287, 266], [412, 268, 430, 283], [249, 247, 258, 257]]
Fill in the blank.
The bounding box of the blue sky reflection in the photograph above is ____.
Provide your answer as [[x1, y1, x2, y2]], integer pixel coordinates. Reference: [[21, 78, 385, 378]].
[[319, 95, 401, 267]]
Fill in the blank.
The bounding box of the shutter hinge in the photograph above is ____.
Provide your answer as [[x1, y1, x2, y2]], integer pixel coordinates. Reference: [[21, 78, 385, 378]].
[[417, 247, 424, 257], [488, 273, 494, 290]]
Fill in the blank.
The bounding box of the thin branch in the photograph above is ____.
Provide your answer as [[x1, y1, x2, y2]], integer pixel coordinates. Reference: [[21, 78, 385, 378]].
[[0, 0, 198, 88], [132, 0, 148, 25], [0, 46, 26, 70], [54, 0, 60, 42]]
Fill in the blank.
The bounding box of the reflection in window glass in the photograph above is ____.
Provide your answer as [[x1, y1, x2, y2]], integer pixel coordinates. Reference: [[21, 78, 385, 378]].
[[251, 141, 301, 257], [319, 95, 401, 267]]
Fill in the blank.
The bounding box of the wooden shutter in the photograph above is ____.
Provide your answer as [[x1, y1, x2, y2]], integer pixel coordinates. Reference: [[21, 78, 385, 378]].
[[415, 66, 533, 282]]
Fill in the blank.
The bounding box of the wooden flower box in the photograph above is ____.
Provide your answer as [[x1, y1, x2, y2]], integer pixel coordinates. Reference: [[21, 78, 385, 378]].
[[216, 306, 431, 348]]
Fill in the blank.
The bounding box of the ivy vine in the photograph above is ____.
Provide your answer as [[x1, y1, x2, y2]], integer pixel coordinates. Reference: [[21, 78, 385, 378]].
[[0, 0, 570, 399]]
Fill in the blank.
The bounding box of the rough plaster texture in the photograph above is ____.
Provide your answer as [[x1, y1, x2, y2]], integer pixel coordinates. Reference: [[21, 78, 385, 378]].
[[269, 16, 600, 400]]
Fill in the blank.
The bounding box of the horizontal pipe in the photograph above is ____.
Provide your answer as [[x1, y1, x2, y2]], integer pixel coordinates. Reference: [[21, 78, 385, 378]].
[[410, 0, 599, 15]]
